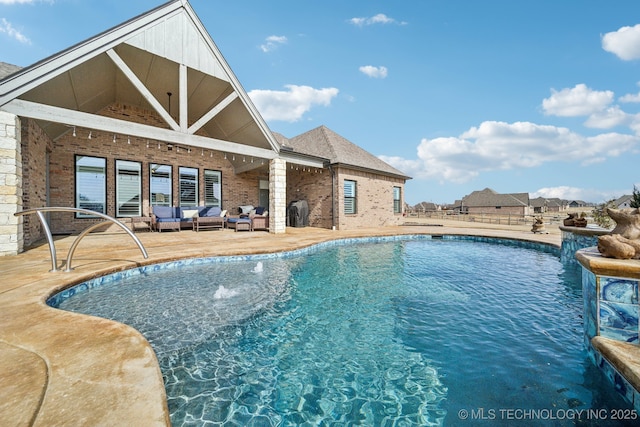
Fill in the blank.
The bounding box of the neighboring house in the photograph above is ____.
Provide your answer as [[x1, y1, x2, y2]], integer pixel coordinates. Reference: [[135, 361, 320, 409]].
[[613, 195, 633, 209], [530, 197, 565, 213], [412, 202, 439, 212], [461, 188, 531, 215], [569, 200, 589, 208], [0, 1, 409, 256]]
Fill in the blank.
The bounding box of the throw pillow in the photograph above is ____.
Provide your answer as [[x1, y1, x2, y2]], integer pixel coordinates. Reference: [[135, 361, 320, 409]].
[[182, 209, 199, 219]]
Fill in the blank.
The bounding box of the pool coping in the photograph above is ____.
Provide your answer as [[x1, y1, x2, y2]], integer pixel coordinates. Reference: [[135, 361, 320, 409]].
[[0, 224, 565, 426]]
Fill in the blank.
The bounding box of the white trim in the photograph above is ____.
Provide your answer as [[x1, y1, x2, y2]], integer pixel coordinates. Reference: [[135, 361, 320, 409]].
[[4, 99, 278, 160]]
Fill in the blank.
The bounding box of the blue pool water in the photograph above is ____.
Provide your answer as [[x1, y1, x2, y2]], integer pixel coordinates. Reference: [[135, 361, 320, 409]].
[[51, 236, 633, 426]]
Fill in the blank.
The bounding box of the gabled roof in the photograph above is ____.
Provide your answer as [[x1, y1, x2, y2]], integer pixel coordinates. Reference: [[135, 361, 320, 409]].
[[530, 196, 564, 208], [282, 125, 410, 179], [0, 0, 278, 163], [614, 194, 633, 207], [0, 62, 21, 80], [463, 188, 529, 207]]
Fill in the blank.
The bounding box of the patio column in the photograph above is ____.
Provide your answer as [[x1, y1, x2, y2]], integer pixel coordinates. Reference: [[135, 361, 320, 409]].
[[269, 158, 286, 234], [0, 111, 23, 256]]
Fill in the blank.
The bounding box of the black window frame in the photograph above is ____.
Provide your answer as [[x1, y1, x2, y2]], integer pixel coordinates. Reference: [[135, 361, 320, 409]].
[[74, 154, 107, 219]]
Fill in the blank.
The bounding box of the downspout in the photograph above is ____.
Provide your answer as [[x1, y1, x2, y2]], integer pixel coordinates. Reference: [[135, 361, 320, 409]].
[[328, 163, 336, 230]]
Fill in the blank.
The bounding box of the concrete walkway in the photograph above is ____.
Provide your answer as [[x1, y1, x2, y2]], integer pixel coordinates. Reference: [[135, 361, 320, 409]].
[[0, 221, 561, 426]]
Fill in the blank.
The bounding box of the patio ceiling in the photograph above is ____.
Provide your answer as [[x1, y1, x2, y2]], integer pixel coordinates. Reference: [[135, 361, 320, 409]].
[[17, 44, 268, 150]]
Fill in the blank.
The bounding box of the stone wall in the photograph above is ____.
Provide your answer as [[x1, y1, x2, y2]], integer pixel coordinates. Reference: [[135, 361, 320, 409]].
[[0, 111, 22, 255]]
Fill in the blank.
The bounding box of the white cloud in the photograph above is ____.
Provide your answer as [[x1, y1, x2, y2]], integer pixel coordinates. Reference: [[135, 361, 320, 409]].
[[349, 13, 406, 27], [602, 24, 640, 61], [359, 65, 388, 79], [619, 92, 640, 103], [619, 83, 640, 103], [584, 106, 630, 129], [248, 84, 339, 122], [0, 18, 30, 44], [379, 120, 639, 184], [531, 186, 626, 203], [542, 84, 613, 117], [260, 35, 287, 53]]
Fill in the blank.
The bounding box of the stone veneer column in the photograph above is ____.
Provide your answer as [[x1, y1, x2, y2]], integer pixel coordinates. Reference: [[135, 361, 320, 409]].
[[269, 158, 286, 234], [0, 111, 23, 256]]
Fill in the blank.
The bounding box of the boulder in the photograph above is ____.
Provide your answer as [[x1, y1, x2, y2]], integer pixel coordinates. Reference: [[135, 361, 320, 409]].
[[597, 234, 640, 259], [606, 208, 640, 240]]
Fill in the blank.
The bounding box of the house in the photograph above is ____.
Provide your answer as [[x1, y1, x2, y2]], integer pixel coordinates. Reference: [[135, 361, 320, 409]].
[[412, 201, 439, 212], [530, 197, 566, 213], [569, 200, 589, 208], [276, 126, 409, 230], [461, 188, 531, 216], [0, 0, 409, 256], [613, 195, 633, 209]]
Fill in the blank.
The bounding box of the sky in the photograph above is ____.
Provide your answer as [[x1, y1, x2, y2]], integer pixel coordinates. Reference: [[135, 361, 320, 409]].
[[2, 0, 640, 205]]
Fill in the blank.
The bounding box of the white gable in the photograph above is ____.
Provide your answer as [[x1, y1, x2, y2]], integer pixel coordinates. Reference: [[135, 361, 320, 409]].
[[125, 11, 228, 81]]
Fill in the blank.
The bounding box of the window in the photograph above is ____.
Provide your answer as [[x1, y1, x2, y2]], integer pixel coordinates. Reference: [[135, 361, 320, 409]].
[[150, 164, 172, 206], [116, 160, 141, 217], [204, 170, 222, 207], [344, 180, 357, 214], [179, 167, 198, 206], [75, 155, 106, 218], [258, 179, 269, 209], [393, 186, 401, 214]]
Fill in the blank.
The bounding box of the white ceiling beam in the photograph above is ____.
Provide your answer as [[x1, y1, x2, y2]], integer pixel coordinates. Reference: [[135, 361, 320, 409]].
[[187, 92, 237, 135], [106, 49, 180, 131], [4, 99, 278, 159]]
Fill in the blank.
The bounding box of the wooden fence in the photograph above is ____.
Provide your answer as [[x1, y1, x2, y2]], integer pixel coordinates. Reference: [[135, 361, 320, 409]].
[[404, 211, 567, 226]]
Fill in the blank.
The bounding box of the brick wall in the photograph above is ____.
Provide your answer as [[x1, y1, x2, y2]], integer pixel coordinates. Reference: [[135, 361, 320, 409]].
[[286, 166, 333, 229], [17, 102, 408, 239], [46, 103, 267, 235], [335, 167, 405, 230], [20, 118, 51, 247]]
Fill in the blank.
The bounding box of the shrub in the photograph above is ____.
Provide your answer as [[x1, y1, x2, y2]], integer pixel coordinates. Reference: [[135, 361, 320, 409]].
[[591, 199, 617, 229]]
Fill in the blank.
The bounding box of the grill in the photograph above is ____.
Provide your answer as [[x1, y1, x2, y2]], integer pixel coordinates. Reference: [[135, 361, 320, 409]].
[[287, 200, 309, 227]]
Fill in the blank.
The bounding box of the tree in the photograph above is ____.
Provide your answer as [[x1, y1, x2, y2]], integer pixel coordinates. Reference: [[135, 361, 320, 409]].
[[592, 199, 617, 229], [632, 185, 640, 209]]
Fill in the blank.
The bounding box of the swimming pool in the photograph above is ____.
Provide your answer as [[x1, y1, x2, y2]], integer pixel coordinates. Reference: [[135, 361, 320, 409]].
[[50, 236, 633, 426]]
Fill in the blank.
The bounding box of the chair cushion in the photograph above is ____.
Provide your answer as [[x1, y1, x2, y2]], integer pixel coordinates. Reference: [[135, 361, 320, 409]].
[[153, 206, 175, 219], [255, 206, 266, 215], [156, 217, 180, 223], [202, 207, 222, 217]]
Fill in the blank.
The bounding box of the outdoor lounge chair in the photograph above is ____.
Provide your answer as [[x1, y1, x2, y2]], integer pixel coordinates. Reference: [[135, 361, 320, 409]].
[[151, 206, 181, 232], [250, 207, 269, 231]]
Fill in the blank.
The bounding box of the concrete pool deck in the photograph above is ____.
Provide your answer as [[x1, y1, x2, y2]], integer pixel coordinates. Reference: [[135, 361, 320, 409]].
[[0, 220, 628, 425]]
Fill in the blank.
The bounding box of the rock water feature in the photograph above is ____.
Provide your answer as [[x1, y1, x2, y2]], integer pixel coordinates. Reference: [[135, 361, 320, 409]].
[[597, 208, 640, 259], [531, 216, 547, 234]]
